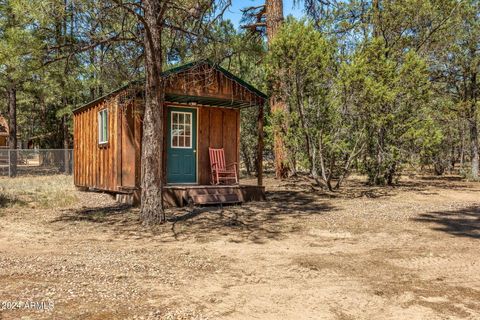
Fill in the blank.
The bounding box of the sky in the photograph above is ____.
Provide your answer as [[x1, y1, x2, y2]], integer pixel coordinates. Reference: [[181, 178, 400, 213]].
[[224, 0, 305, 29]]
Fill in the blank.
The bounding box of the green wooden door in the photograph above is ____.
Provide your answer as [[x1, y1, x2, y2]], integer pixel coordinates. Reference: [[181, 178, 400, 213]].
[[167, 107, 197, 184]]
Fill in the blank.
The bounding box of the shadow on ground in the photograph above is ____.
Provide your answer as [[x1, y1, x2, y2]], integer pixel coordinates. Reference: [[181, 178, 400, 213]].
[[413, 205, 480, 239], [267, 174, 477, 201], [0, 193, 27, 208], [50, 174, 477, 242], [166, 190, 335, 243], [51, 189, 335, 243], [53, 204, 134, 223]]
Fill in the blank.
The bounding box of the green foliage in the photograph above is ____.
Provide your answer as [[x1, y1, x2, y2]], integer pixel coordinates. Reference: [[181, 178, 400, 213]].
[[264, 13, 456, 186], [0, 0, 144, 147], [0, 0, 44, 81], [266, 18, 358, 187], [338, 39, 439, 184], [0, 0, 478, 187]]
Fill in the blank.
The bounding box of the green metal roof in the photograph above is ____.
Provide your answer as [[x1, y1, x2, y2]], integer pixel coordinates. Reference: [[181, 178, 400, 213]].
[[73, 60, 267, 114]]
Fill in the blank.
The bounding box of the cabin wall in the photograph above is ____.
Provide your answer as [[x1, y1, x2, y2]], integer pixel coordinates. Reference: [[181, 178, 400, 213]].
[[119, 100, 142, 189], [73, 97, 119, 192], [197, 105, 240, 185]]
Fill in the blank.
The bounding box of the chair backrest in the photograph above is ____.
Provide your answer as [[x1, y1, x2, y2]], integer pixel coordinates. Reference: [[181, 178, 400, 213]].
[[209, 148, 226, 171]]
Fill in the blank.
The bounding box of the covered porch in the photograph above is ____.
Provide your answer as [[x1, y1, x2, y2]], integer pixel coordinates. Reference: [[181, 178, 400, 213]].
[[161, 102, 266, 206]]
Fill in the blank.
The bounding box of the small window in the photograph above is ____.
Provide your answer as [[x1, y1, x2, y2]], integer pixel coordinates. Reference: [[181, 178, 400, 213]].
[[98, 109, 108, 144], [171, 111, 192, 148]]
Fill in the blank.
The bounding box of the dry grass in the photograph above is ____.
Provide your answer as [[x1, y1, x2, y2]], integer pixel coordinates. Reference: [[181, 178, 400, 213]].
[[0, 175, 77, 209]]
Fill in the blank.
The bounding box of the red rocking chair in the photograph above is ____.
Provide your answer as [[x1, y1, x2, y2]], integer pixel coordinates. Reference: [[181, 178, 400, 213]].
[[209, 148, 239, 185]]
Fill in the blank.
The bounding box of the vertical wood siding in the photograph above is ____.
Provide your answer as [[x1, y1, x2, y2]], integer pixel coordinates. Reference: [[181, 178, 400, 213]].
[[196, 106, 240, 185], [74, 97, 119, 192]]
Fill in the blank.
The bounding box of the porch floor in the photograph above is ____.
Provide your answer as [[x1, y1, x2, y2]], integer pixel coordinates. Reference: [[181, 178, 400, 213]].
[[164, 184, 265, 207]]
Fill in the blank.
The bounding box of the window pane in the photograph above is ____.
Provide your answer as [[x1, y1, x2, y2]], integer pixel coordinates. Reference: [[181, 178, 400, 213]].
[[98, 112, 101, 142], [105, 111, 108, 142], [103, 112, 108, 141], [99, 110, 108, 143], [171, 111, 193, 148]]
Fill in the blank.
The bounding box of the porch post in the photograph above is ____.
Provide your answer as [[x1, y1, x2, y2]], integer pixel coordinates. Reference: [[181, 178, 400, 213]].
[[257, 104, 264, 186]]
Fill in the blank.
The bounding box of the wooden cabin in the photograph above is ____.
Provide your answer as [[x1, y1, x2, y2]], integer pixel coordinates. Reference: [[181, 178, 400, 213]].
[[73, 61, 266, 206], [0, 115, 8, 147]]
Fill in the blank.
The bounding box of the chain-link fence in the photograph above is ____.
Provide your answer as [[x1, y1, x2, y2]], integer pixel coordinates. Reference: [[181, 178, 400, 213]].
[[0, 149, 73, 177]]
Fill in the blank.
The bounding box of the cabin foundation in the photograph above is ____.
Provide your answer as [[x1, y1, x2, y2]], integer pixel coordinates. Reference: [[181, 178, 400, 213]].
[[114, 185, 265, 207], [163, 185, 265, 207]]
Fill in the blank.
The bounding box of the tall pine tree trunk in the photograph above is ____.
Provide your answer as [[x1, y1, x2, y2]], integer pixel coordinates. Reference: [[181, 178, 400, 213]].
[[469, 115, 479, 179], [372, 0, 381, 38], [8, 84, 17, 177], [469, 72, 479, 179], [63, 114, 71, 174], [53, 0, 71, 174], [266, 0, 288, 178], [140, 0, 165, 224]]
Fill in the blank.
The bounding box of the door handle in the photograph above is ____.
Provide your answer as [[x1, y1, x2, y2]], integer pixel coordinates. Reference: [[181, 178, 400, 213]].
[[193, 150, 196, 153]]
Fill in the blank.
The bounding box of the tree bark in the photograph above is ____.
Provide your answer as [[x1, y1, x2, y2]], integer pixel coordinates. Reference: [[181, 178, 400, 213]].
[[372, 0, 381, 38], [460, 123, 465, 168], [468, 121, 478, 179], [241, 145, 252, 176], [266, 0, 289, 178], [7, 85, 17, 177], [318, 132, 333, 191], [374, 126, 385, 185], [295, 80, 316, 178], [469, 72, 478, 179], [334, 140, 365, 189], [140, 0, 166, 224], [266, 0, 284, 41], [63, 114, 71, 174], [257, 104, 264, 186]]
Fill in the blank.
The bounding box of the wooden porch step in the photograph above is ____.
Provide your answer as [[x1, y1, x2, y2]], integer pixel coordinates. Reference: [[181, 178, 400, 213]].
[[190, 193, 243, 205], [163, 185, 265, 207], [187, 187, 240, 196]]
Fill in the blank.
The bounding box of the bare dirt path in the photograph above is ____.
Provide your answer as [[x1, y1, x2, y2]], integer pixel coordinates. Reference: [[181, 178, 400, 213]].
[[0, 175, 479, 319]]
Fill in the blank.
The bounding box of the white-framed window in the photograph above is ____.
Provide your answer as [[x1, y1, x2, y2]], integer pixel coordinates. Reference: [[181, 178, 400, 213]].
[[171, 111, 192, 149], [98, 108, 108, 144]]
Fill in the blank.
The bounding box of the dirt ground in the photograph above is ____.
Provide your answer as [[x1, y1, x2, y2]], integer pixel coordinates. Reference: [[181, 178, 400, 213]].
[[0, 175, 479, 319]]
